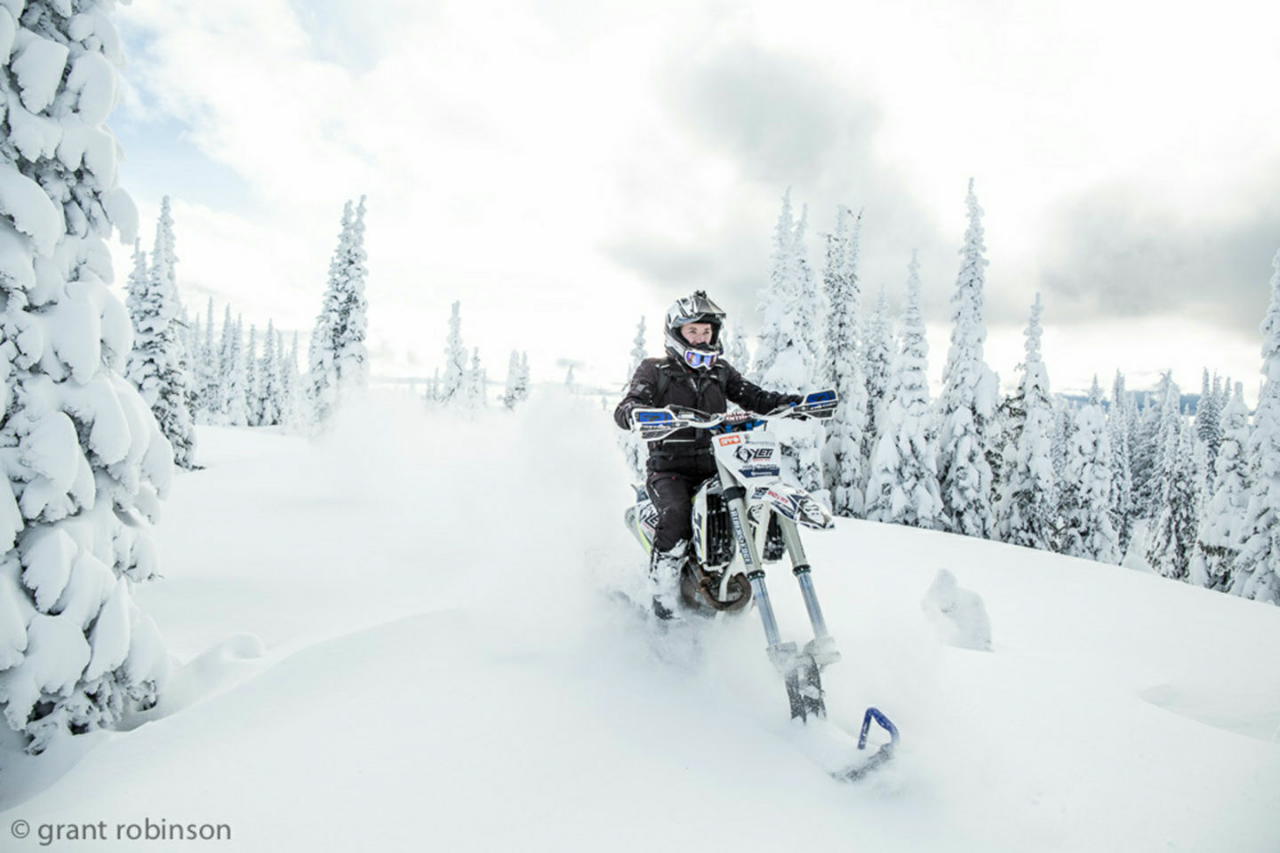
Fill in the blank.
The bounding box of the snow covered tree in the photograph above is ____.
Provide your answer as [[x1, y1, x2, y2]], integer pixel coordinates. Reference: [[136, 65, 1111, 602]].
[[256, 320, 282, 426], [1059, 378, 1120, 563], [1134, 373, 1181, 518], [125, 197, 195, 469], [1109, 371, 1136, 556], [467, 348, 486, 408], [195, 297, 219, 424], [243, 324, 258, 427], [502, 351, 523, 411], [1191, 383, 1250, 591], [564, 363, 576, 392], [278, 330, 304, 431], [754, 192, 825, 496], [995, 295, 1056, 550], [619, 317, 649, 477], [219, 308, 247, 426], [307, 197, 369, 427], [724, 322, 751, 372], [1146, 417, 1200, 580], [1233, 248, 1280, 604], [438, 301, 468, 407], [865, 253, 941, 528], [821, 207, 868, 516], [1193, 369, 1224, 492], [936, 179, 999, 539], [0, 0, 174, 753]]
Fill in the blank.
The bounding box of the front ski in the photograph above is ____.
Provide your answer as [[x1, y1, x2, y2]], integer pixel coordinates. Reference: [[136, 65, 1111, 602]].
[[831, 708, 899, 783]]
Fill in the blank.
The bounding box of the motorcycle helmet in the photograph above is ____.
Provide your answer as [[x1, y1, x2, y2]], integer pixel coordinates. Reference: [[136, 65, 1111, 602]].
[[664, 290, 726, 370]]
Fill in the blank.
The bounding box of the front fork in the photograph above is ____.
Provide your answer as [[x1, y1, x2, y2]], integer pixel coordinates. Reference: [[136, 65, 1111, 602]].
[[720, 465, 839, 720]]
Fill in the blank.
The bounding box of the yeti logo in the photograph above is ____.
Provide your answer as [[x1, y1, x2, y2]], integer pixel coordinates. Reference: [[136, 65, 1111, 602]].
[[734, 446, 774, 464]]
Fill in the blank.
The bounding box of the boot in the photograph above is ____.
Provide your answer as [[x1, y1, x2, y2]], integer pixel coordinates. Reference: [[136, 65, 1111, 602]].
[[648, 540, 688, 621]]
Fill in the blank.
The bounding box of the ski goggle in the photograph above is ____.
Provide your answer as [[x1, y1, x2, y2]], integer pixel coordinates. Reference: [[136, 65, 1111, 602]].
[[683, 349, 718, 369]]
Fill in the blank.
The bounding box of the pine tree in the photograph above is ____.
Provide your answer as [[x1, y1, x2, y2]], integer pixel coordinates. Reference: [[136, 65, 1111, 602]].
[[218, 307, 244, 425], [307, 197, 370, 427], [995, 295, 1056, 550], [0, 0, 173, 753], [821, 207, 869, 516], [126, 197, 196, 468], [1134, 374, 1181, 518], [1109, 371, 1136, 556], [865, 253, 942, 528], [1059, 378, 1120, 563], [620, 317, 649, 478], [725, 322, 751, 373], [438, 301, 468, 407], [861, 284, 894, 494], [1146, 417, 1201, 579], [502, 351, 522, 411], [468, 348, 486, 407], [257, 320, 283, 426], [244, 324, 259, 427], [936, 180, 999, 538], [1191, 383, 1250, 591], [1193, 368, 1224, 487], [1232, 248, 1280, 604], [565, 363, 576, 392], [754, 192, 825, 496], [278, 330, 303, 431], [197, 297, 219, 424]]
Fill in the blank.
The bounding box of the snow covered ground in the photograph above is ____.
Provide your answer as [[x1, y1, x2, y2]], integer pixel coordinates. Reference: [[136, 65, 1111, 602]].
[[2, 390, 1278, 852]]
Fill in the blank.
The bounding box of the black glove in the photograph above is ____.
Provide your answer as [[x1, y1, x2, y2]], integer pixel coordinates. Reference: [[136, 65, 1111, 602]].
[[785, 394, 805, 407]]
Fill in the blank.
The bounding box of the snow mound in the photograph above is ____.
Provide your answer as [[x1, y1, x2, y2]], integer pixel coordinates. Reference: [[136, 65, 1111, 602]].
[[921, 567, 992, 651]]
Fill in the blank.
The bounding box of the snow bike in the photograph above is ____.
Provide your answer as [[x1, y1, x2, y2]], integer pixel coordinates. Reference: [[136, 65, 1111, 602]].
[[625, 391, 899, 782]]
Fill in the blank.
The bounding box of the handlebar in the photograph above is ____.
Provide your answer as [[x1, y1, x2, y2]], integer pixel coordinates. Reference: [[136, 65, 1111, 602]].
[[630, 390, 837, 440]]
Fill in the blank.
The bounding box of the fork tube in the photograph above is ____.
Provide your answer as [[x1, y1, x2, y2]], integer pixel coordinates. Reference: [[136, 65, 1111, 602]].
[[779, 517, 829, 639], [718, 460, 783, 647]]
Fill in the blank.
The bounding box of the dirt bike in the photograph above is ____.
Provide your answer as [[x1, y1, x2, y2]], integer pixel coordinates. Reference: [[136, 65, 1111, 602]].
[[625, 391, 898, 782]]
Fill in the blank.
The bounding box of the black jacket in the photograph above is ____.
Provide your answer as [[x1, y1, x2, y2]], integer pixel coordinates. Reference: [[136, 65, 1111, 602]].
[[614, 357, 798, 473]]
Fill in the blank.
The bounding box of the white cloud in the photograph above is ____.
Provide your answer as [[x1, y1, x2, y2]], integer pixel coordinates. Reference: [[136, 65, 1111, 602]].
[[112, 0, 1280, 392]]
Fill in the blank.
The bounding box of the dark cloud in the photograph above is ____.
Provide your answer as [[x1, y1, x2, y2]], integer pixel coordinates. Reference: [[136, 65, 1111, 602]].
[[601, 41, 960, 334], [1037, 173, 1280, 334]]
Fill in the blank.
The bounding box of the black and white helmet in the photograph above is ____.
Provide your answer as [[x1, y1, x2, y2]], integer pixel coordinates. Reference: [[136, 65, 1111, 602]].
[[664, 290, 726, 370]]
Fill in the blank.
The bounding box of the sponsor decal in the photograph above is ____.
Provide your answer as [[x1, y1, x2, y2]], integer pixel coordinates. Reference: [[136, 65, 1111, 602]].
[[738, 465, 781, 478], [718, 435, 743, 446], [734, 446, 774, 463]]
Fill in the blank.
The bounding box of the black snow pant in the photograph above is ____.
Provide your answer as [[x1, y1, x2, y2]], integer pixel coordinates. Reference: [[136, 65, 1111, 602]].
[[646, 469, 713, 554]]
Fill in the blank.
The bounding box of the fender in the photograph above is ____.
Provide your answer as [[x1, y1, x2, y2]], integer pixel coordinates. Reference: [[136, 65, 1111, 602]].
[[749, 482, 835, 531]]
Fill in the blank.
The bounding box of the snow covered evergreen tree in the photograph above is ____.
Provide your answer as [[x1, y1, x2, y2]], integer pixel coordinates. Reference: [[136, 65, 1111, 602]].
[[219, 308, 246, 426], [277, 330, 303, 430], [257, 320, 282, 427], [1109, 371, 1136, 556], [0, 0, 174, 752], [724, 322, 751, 373], [619, 317, 649, 477], [564, 363, 576, 392], [244, 324, 258, 427], [1146, 417, 1201, 580], [754, 192, 825, 496], [196, 297, 219, 424], [1134, 374, 1181, 518], [307, 197, 369, 427], [1193, 368, 1223, 488], [1058, 378, 1120, 563], [936, 179, 999, 538], [865, 253, 941, 528], [467, 348, 485, 408], [502, 351, 522, 411], [753, 189, 823, 390], [438, 301, 468, 407], [821, 207, 868, 516], [995, 295, 1056, 550], [125, 197, 195, 468], [1191, 382, 1250, 591], [1232, 249, 1280, 604]]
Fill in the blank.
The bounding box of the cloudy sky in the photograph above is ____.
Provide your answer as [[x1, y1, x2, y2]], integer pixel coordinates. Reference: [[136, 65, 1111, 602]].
[[109, 0, 1280, 399]]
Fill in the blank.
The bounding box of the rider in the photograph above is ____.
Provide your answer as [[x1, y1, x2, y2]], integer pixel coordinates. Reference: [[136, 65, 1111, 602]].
[[614, 291, 802, 620]]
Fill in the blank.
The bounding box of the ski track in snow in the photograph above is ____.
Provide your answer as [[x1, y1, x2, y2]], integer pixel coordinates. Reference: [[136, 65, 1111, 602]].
[[2, 389, 1279, 853]]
